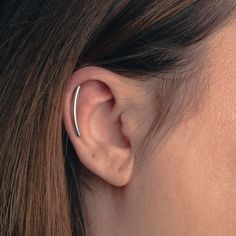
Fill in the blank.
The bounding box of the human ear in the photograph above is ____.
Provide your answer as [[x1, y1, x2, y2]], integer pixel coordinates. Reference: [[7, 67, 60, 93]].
[[62, 66, 136, 187]]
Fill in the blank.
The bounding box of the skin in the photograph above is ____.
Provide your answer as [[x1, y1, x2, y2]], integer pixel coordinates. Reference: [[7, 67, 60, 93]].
[[63, 17, 236, 236]]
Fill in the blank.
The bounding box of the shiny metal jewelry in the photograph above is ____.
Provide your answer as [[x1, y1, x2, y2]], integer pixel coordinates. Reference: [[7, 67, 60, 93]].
[[73, 85, 81, 137]]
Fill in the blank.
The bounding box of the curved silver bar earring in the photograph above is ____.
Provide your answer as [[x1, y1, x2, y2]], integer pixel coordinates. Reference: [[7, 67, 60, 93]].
[[73, 85, 81, 137]]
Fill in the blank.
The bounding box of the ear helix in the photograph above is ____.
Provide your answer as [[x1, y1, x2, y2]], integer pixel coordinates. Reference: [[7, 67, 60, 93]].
[[72, 85, 81, 137]]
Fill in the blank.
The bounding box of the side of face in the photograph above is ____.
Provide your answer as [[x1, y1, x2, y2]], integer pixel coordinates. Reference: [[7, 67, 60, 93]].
[[120, 17, 236, 236], [63, 17, 236, 236]]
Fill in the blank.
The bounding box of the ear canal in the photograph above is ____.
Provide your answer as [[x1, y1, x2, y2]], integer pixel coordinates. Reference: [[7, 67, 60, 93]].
[[72, 85, 81, 137]]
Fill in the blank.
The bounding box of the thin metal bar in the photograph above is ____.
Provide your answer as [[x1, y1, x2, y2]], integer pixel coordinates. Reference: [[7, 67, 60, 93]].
[[73, 85, 81, 137]]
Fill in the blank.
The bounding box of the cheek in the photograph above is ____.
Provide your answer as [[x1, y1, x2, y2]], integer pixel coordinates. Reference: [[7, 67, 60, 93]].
[[128, 89, 236, 235]]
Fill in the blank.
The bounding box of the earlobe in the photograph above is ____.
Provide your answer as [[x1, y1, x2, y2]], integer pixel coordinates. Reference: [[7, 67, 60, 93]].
[[63, 66, 135, 187]]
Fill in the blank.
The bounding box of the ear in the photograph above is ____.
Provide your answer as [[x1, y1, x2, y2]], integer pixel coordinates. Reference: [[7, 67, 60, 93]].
[[63, 66, 137, 187]]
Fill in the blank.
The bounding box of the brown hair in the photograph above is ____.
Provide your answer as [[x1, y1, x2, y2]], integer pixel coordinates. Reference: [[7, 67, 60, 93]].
[[0, 0, 235, 235]]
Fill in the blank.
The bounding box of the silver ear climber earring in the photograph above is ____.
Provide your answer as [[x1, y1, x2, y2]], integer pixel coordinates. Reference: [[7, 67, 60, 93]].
[[73, 85, 81, 137]]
